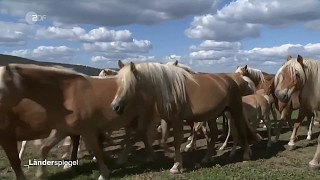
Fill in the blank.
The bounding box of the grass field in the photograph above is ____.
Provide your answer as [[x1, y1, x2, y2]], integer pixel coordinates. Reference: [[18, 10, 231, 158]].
[[1, 111, 320, 180]]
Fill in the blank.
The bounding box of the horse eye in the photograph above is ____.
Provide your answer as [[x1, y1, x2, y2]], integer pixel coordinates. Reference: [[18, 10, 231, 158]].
[[296, 73, 300, 78]]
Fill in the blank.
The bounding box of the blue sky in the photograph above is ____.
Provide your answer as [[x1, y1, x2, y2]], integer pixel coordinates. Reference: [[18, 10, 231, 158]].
[[1, 0, 320, 73]]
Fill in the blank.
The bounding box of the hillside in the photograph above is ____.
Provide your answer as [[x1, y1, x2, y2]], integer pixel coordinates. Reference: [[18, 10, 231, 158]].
[[0, 54, 102, 76]]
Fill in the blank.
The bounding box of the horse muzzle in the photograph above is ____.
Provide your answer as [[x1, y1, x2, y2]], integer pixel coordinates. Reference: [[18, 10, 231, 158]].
[[275, 89, 290, 103], [111, 101, 125, 115]]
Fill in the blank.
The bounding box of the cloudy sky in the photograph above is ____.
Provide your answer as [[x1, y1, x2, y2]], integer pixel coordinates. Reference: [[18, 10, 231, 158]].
[[1, 0, 320, 73]]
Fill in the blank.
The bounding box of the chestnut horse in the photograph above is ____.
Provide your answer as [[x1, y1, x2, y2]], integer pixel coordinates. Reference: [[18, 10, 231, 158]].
[[18, 68, 119, 164], [111, 62, 260, 174], [0, 64, 156, 180], [274, 55, 320, 169]]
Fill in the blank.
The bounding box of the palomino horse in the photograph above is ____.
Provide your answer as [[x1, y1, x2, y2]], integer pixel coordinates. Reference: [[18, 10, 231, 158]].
[[274, 55, 320, 169], [111, 62, 260, 174], [0, 64, 157, 180], [242, 94, 273, 148], [165, 61, 256, 154], [235, 65, 277, 120], [98, 68, 118, 77], [220, 91, 273, 150], [274, 55, 317, 149]]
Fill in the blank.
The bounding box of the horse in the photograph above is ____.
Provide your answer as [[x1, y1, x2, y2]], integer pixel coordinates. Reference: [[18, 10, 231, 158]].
[[111, 62, 261, 174], [274, 55, 320, 169], [274, 55, 318, 150], [0, 64, 157, 180], [165, 61, 256, 154], [242, 94, 273, 148], [98, 68, 118, 77], [18, 68, 120, 167]]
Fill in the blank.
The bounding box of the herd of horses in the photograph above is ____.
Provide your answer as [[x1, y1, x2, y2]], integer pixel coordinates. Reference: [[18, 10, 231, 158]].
[[0, 54, 320, 180]]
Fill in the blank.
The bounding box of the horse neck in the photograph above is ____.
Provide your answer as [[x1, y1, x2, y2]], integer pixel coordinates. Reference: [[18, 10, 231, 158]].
[[246, 74, 261, 87], [300, 69, 320, 110]]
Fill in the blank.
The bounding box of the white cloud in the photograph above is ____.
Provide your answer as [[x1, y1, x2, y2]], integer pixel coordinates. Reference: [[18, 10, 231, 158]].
[[189, 41, 320, 73], [185, 0, 320, 41], [189, 40, 241, 51], [185, 14, 260, 41], [4, 46, 77, 62], [0, 0, 217, 26], [83, 39, 152, 53], [162, 54, 182, 62], [91, 56, 110, 62], [0, 21, 38, 45], [36, 27, 133, 42]]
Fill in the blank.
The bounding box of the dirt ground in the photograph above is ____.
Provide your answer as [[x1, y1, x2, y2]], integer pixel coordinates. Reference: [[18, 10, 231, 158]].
[[1, 114, 320, 179]]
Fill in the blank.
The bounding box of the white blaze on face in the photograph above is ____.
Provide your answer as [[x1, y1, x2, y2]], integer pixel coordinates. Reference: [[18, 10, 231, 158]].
[[0, 66, 6, 90]]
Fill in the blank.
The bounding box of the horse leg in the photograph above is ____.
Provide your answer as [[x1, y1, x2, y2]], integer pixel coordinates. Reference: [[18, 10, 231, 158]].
[[307, 115, 314, 140], [275, 108, 289, 142], [1, 139, 27, 180], [159, 119, 173, 154], [225, 111, 238, 157], [309, 134, 320, 169], [201, 121, 210, 145], [201, 119, 218, 163], [169, 118, 183, 174], [116, 127, 134, 165], [288, 109, 305, 148], [185, 122, 200, 152], [271, 103, 278, 122], [141, 116, 160, 162], [82, 131, 110, 180], [19, 141, 27, 160], [264, 114, 272, 148], [63, 135, 81, 169], [35, 130, 68, 179], [219, 118, 230, 150]]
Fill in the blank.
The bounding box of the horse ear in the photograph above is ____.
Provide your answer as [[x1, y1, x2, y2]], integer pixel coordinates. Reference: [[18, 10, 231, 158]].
[[287, 55, 292, 61], [297, 55, 303, 65], [130, 62, 137, 74], [173, 60, 178, 66], [244, 65, 248, 70], [118, 60, 125, 69]]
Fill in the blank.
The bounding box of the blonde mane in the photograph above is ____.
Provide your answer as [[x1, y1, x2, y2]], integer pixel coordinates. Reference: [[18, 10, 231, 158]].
[[275, 57, 320, 86], [246, 67, 265, 83], [242, 76, 256, 93], [98, 69, 118, 77], [117, 62, 196, 115]]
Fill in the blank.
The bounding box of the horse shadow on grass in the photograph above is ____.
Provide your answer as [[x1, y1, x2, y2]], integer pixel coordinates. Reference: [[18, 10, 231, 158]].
[[47, 120, 319, 179]]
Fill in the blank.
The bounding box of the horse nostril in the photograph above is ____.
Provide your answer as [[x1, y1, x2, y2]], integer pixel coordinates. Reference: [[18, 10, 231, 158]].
[[112, 105, 120, 112]]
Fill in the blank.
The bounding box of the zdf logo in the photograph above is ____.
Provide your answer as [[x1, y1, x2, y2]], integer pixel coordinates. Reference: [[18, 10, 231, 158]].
[[25, 12, 47, 24]]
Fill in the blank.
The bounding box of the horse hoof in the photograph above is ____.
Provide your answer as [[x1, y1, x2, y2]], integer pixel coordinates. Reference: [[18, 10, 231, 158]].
[[306, 136, 312, 141], [92, 156, 97, 162], [309, 160, 320, 170], [184, 145, 194, 152], [287, 145, 296, 151], [170, 167, 183, 174], [98, 175, 106, 180], [170, 164, 183, 174], [194, 163, 201, 169], [63, 164, 72, 170]]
